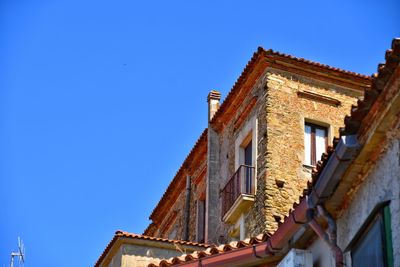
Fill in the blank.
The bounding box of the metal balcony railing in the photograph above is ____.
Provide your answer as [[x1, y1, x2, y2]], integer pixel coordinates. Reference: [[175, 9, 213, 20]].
[[221, 165, 255, 218]]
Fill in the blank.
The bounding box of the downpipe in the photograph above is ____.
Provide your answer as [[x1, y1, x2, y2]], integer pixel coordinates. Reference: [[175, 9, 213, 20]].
[[307, 204, 343, 267], [183, 175, 191, 241], [304, 135, 359, 267]]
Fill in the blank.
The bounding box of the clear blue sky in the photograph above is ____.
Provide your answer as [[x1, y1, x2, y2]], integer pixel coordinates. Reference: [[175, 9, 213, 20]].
[[0, 0, 398, 266]]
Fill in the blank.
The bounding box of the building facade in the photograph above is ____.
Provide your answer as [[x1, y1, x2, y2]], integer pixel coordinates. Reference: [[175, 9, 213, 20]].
[[96, 39, 400, 267], [144, 48, 371, 245], [95, 231, 209, 267], [147, 38, 400, 267]]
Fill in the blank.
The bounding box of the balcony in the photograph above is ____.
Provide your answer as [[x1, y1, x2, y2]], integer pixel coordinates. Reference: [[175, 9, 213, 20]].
[[221, 165, 255, 223]]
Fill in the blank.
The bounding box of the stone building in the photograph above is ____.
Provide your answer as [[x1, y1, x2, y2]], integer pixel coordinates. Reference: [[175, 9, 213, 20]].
[[143, 47, 371, 245], [95, 231, 209, 267], [146, 38, 400, 267], [96, 39, 400, 267]]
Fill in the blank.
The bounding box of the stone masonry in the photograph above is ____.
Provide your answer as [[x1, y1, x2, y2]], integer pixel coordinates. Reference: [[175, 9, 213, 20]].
[[145, 50, 369, 245], [261, 69, 362, 233], [211, 68, 362, 239]]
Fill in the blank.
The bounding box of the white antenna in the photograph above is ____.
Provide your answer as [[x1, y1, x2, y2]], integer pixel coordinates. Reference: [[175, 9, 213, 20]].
[[10, 237, 25, 267]]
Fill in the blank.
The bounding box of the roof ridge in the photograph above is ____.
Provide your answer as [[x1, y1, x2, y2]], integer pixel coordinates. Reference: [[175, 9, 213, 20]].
[[210, 46, 372, 127], [115, 230, 210, 246], [259, 47, 372, 79]]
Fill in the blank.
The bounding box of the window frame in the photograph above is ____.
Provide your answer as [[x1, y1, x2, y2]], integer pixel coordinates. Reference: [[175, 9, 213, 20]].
[[347, 202, 394, 267], [196, 195, 206, 243], [304, 122, 328, 166]]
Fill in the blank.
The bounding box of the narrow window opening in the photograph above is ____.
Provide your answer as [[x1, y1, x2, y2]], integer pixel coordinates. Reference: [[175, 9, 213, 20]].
[[304, 123, 328, 166], [243, 140, 253, 194], [196, 198, 206, 243]]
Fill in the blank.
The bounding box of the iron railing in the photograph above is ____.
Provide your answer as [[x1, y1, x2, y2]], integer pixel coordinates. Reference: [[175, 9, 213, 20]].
[[221, 165, 255, 218]]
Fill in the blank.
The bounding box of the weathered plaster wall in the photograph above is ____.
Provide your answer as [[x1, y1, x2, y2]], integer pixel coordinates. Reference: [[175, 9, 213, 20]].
[[206, 127, 222, 243], [121, 244, 182, 267], [263, 69, 361, 233], [107, 247, 123, 267], [107, 243, 203, 267], [308, 238, 334, 267], [337, 132, 400, 266]]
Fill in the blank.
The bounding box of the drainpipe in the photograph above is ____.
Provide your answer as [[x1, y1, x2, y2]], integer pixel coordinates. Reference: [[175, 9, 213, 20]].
[[307, 205, 343, 267], [317, 205, 343, 267], [304, 135, 359, 267], [183, 175, 191, 241]]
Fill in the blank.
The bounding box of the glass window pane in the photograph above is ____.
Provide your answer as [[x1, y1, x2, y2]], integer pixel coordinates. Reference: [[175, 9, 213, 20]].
[[352, 215, 385, 267], [304, 125, 312, 165], [315, 128, 326, 163], [244, 140, 252, 166]]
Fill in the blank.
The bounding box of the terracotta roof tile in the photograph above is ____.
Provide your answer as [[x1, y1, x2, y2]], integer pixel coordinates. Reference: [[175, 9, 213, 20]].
[[115, 231, 209, 247], [95, 230, 210, 267], [339, 38, 400, 136], [311, 38, 400, 185], [263, 49, 371, 79], [147, 233, 271, 267]]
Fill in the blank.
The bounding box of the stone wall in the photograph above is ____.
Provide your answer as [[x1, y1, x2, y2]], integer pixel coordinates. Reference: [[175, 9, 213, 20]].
[[149, 68, 362, 244], [152, 168, 207, 243], [191, 175, 206, 242], [248, 73, 269, 236], [159, 192, 183, 239], [216, 68, 361, 238], [262, 69, 361, 233], [215, 70, 267, 242]]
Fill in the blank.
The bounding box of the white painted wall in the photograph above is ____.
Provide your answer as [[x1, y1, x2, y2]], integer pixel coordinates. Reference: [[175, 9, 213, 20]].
[[308, 238, 334, 267], [337, 136, 400, 266]]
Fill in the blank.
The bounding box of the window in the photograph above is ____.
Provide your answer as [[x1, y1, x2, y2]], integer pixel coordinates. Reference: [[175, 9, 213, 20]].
[[351, 205, 393, 267], [196, 199, 206, 243], [304, 123, 328, 166], [243, 139, 253, 193]]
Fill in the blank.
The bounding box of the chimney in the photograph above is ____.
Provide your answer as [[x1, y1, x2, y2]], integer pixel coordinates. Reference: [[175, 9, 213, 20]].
[[207, 90, 221, 122]]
